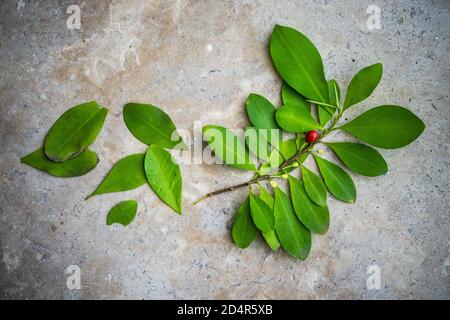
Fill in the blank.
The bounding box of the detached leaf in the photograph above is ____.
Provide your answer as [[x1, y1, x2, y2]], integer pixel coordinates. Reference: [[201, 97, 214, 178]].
[[281, 81, 311, 112], [288, 176, 330, 235], [249, 192, 275, 232], [246, 94, 279, 130], [21, 148, 98, 178], [314, 155, 356, 204], [276, 103, 322, 133], [144, 145, 182, 214], [270, 24, 329, 103], [340, 105, 425, 149], [273, 187, 311, 260], [106, 200, 137, 226], [88, 153, 146, 198], [301, 165, 327, 206], [231, 196, 258, 249], [44, 101, 108, 162], [123, 103, 184, 149], [203, 125, 257, 171], [326, 142, 388, 176], [343, 63, 382, 110]]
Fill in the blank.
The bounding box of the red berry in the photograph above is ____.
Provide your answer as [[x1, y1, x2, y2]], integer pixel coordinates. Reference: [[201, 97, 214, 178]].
[[305, 130, 319, 143]]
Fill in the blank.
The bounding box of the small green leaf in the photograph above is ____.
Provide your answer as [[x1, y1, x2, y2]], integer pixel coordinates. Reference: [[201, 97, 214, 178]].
[[326, 142, 388, 177], [258, 185, 281, 251], [258, 184, 274, 208], [318, 80, 340, 126], [314, 155, 356, 204], [87, 153, 146, 198], [343, 63, 383, 110], [249, 192, 275, 232], [245, 127, 272, 163], [106, 200, 138, 226], [231, 196, 258, 249], [144, 145, 182, 214], [273, 187, 311, 260], [261, 230, 281, 251], [270, 25, 329, 103], [288, 176, 329, 235], [21, 148, 98, 178], [44, 101, 108, 162], [301, 165, 327, 206], [269, 138, 298, 169], [340, 105, 425, 149], [246, 94, 279, 130], [276, 103, 322, 133], [123, 103, 184, 149], [203, 125, 257, 171], [281, 81, 311, 112]]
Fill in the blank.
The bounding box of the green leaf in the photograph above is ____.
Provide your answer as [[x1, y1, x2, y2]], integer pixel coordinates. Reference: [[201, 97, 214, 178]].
[[288, 176, 329, 235], [106, 200, 138, 226], [276, 103, 322, 133], [44, 101, 108, 162], [318, 80, 340, 126], [261, 230, 281, 251], [340, 105, 425, 149], [343, 63, 383, 110], [144, 145, 182, 214], [231, 196, 258, 249], [270, 24, 329, 103], [246, 94, 279, 129], [123, 103, 184, 149], [249, 192, 275, 232], [203, 125, 257, 171], [326, 142, 388, 177], [258, 184, 274, 208], [281, 81, 311, 112], [314, 155, 356, 204], [273, 187, 311, 260], [245, 127, 272, 163], [21, 148, 98, 178], [87, 153, 146, 198], [301, 165, 327, 206], [258, 185, 281, 251], [269, 138, 298, 169]]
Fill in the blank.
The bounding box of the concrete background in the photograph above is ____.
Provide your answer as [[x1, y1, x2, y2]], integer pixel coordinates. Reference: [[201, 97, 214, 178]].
[[0, 0, 449, 299]]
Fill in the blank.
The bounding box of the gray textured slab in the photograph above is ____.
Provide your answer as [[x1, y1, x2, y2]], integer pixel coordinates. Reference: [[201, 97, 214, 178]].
[[0, 0, 449, 299]]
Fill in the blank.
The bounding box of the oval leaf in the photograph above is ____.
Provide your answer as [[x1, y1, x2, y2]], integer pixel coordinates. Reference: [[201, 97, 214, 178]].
[[314, 155, 356, 204], [246, 94, 279, 129], [249, 192, 275, 232], [21, 148, 98, 178], [281, 81, 311, 112], [106, 200, 138, 226], [301, 165, 327, 206], [123, 103, 184, 149], [144, 145, 182, 214], [288, 176, 330, 235], [340, 105, 425, 149], [270, 24, 329, 103], [318, 80, 340, 126], [258, 184, 274, 208], [269, 138, 298, 170], [326, 142, 388, 177], [231, 196, 258, 249], [44, 101, 108, 162], [274, 187, 311, 260], [87, 153, 146, 199], [203, 125, 257, 171], [343, 63, 382, 110], [276, 103, 322, 133]]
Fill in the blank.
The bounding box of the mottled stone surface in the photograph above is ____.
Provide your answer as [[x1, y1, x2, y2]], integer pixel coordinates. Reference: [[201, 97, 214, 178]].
[[0, 0, 449, 299]]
